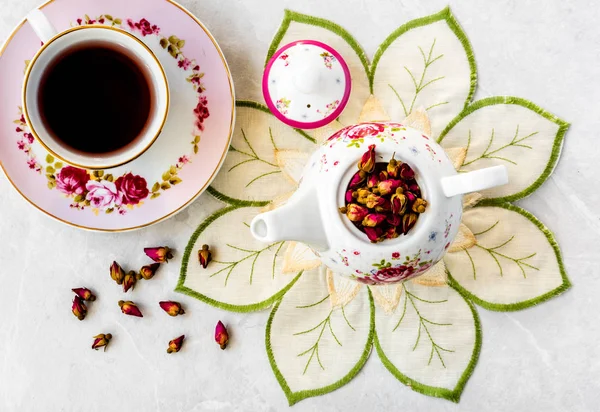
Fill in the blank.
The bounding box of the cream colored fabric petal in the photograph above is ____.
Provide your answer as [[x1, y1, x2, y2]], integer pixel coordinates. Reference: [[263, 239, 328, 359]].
[[327, 269, 363, 308], [447, 223, 477, 253], [274, 149, 310, 185], [370, 283, 403, 314], [444, 147, 467, 170], [260, 191, 294, 213], [358, 95, 391, 123], [402, 107, 431, 136], [281, 242, 322, 274], [411, 260, 448, 286], [462, 192, 483, 209], [312, 121, 345, 144]]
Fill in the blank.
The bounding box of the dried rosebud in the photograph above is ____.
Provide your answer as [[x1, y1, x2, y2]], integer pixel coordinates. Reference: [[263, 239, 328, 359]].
[[139, 263, 160, 280], [345, 189, 354, 203], [365, 193, 385, 209], [405, 191, 417, 203], [72, 295, 87, 321], [159, 301, 185, 316], [72, 287, 96, 301], [402, 213, 418, 235], [348, 171, 366, 189], [386, 214, 402, 227], [215, 321, 229, 350], [144, 246, 173, 263], [118, 300, 143, 317], [366, 174, 379, 189], [387, 156, 401, 178], [385, 226, 399, 239], [377, 179, 402, 196], [110, 261, 125, 285], [374, 199, 391, 213], [408, 183, 420, 193], [391, 193, 407, 215], [123, 271, 137, 293], [92, 333, 112, 351], [378, 171, 388, 181], [339, 206, 348, 214], [357, 144, 376, 173], [198, 244, 212, 269], [399, 163, 415, 180], [346, 204, 369, 222], [412, 198, 428, 213], [167, 335, 185, 353], [355, 188, 371, 205], [364, 227, 383, 243], [362, 213, 387, 227]]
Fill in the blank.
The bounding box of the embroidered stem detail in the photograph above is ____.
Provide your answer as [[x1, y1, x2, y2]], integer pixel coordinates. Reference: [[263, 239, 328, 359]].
[[229, 128, 281, 187], [462, 126, 537, 168], [211, 241, 284, 286]]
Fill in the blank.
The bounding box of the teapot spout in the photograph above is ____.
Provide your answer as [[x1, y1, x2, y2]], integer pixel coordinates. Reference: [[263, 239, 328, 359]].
[[250, 189, 329, 251]]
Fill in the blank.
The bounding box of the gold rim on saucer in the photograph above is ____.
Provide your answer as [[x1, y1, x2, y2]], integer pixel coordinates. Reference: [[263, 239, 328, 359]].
[[21, 24, 170, 170]]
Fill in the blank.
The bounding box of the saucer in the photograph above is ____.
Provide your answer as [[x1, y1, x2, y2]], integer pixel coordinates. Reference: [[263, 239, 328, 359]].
[[0, 0, 234, 231]]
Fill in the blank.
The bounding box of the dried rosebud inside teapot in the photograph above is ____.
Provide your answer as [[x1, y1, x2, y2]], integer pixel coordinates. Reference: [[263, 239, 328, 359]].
[[340, 145, 427, 243]]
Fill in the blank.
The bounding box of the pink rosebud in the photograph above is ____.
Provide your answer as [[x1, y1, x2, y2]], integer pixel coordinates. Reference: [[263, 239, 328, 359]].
[[365, 193, 385, 209], [118, 300, 143, 317], [348, 171, 366, 189], [378, 171, 388, 181], [72, 287, 96, 301], [391, 193, 407, 215], [346, 204, 369, 222], [405, 191, 417, 203], [402, 213, 418, 235], [123, 271, 138, 293], [366, 174, 379, 189], [144, 246, 173, 263], [92, 333, 112, 351], [399, 163, 415, 180], [362, 213, 387, 227], [215, 321, 229, 350], [167, 335, 185, 353], [110, 261, 125, 285], [198, 245, 212, 269], [72, 295, 87, 320], [357, 145, 376, 173], [139, 263, 160, 280], [345, 189, 354, 203], [386, 214, 402, 227], [387, 156, 401, 178], [159, 301, 185, 317], [364, 227, 383, 243], [377, 179, 402, 196], [385, 226, 399, 239]]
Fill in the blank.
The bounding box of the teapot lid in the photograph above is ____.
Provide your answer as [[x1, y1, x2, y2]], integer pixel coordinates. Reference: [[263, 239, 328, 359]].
[[262, 40, 351, 129]]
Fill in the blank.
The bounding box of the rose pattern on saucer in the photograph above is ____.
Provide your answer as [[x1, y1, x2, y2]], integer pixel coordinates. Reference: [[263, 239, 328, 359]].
[[13, 15, 210, 215]]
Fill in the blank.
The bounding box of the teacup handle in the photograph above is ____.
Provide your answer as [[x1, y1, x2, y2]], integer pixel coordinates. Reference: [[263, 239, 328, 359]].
[[26, 9, 58, 44], [441, 165, 508, 197]]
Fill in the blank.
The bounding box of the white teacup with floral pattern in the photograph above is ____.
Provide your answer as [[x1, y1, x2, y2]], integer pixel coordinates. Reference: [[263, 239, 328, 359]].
[[22, 9, 169, 170]]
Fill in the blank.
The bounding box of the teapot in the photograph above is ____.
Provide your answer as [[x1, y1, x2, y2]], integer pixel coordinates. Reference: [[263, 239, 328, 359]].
[[250, 122, 508, 284]]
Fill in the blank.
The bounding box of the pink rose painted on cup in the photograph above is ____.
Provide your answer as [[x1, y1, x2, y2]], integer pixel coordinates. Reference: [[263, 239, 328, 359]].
[[86, 180, 120, 209], [115, 173, 149, 206], [55, 166, 90, 196], [346, 123, 385, 140]]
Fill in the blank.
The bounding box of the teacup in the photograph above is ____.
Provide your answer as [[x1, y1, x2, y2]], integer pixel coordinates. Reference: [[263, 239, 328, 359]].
[[23, 9, 169, 170]]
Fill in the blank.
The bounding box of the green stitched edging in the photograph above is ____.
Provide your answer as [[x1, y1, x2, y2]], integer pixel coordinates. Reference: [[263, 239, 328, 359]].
[[446, 202, 571, 312], [175, 204, 301, 313], [374, 283, 482, 403], [206, 186, 271, 208], [266, 9, 370, 81], [370, 6, 477, 104], [236, 100, 316, 143], [266, 287, 376, 406], [438, 96, 570, 203]]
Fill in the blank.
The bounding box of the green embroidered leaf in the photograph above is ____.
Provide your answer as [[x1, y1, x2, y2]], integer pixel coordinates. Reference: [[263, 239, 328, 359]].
[[209, 101, 315, 204], [445, 203, 571, 311], [267, 10, 371, 127], [374, 282, 481, 402], [371, 7, 476, 138], [267, 269, 374, 405], [176, 206, 300, 312], [438, 97, 569, 202]]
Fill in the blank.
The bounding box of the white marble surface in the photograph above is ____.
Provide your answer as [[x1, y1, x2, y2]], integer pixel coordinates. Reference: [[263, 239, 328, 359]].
[[1, 0, 598, 411]]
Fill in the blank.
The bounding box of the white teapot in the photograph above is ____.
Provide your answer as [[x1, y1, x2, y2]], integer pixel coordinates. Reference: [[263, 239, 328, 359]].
[[250, 122, 507, 284]]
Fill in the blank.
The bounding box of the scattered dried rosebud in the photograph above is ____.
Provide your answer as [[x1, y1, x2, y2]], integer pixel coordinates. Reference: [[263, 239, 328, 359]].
[[386, 214, 402, 227], [377, 179, 402, 196], [391, 193, 407, 215], [139, 263, 160, 280], [366, 174, 379, 188], [402, 213, 418, 235], [364, 227, 383, 243], [92, 333, 112, 351], [198, 244, 212, 269], [345, 189, 354, 203], [123, 271, 137, 293], [385, 226, 399, 239], [348, 171, 366, 189], [144, 246, 173, 263], [118, 300, 143, 317], [412, 198, 428, 213], [159, 301, 185, 317], [346, 204, 369, 222], [387, 156, 401, 178], [357, 144, 376, 173], [215, 321, 229, 350], [110, 261, 125, 285], [167, 335, 185, 353], [399, 163, 415, 180], [72, 288, 96, 301], [362, 213, 387, 227], [72, 295, 87, 321]]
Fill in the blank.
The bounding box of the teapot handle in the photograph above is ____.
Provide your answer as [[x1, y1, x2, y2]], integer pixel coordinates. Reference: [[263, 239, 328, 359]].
[[441, 165, 508, 197]]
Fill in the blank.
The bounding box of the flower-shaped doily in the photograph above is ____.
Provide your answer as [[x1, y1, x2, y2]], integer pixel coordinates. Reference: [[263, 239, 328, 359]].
[[177, 8, 570, 404]]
